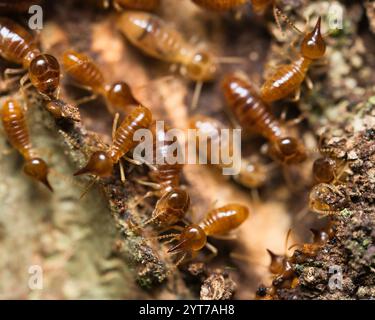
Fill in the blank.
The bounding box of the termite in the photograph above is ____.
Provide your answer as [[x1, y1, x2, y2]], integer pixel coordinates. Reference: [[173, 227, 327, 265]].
[[312, 152, 348, 185], [74, 105, 152, 179], [45, 99, 81, 122], [222, 73, 306, 165], [0, 0, 42, 12], [189, 114, 268, 189], [0, 19, 61, 100], [117, 11, 242, 109], [192, 0, 275, 13], [0, 18, 40, 69], [134, 120, 184, 200], [1, 99, 53, 191], [109, 0, 160, 11], [159, 204, 249, 265], [62, 50, 140, 112], [191, 0, 248, 11], [191, 0, 277, 15], [289, 224, 335, 258], [137, 187, 190, 228], [266, 230, 299, 289], [260, 17, 326, 103], [191, 1, 291, 36], [308, 183, 341, 216]]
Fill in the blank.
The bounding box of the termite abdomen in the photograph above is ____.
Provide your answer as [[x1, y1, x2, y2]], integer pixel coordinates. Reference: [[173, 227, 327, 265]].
[[62, 50, 105, 94], [151, 188, 190, 226], [199, 203, 249, 236], [0, 17, 40, 68], [148, 121, 183, 194], [312, 157, 336, 183], [222, 74, 283, 141], [1, 99, 52, 191]]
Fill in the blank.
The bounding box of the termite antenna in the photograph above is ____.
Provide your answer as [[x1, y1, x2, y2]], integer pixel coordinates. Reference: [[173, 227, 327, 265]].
[[174, 252, 187, 267], [284, 228, 292, 256], [274, 6, 304, 35], [79, 176, 99, 200]]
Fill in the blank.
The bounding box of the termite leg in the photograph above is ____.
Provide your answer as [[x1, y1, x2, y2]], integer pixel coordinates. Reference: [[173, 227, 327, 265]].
[[210, 233, 238, 240], [124, 155, 143, 166], [135, 179, 161, 190], [79, 176, 99, 200], [204, 242, 218, 261], [289, 87, 301, 102], [112, 113, 126, 182], [74, 93, 98, 106], [305, 76, 314, 90], [4, 68, 25, 79], [174, 252, 187, 267], [250, 188, 261, 203], [191, 81, 203, 110], [20, 74, 32, 109]]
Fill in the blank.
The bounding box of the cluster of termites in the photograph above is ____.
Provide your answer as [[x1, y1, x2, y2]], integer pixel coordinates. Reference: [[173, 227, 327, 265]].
[[0, 0, 345, 299]]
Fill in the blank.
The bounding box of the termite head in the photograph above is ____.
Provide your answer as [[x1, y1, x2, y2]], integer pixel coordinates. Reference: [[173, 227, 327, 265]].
[[310, 228, 330, 244], [105, 81, 139, 109], [309, 183, 336, 213], [46, 99, 81, 122], [313, 157, 336, 183], [29, 54, 61, 99], [185, 51, 218, 81], [266, 249, 286, 275], [74, 151, 114, 178], [23, 158, 53, 192], [152, 188, 190, 226], [268, 137, 307, 164], [301, 17, 326, 60], [168, 224, 206, 253]]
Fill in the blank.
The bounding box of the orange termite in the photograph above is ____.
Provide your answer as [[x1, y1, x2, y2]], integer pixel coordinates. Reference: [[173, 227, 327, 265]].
[[260, 17, 326, 103], [189, 114, 268, 189], [160, 204, 249, 264], [222, 73, 306, 165], [0, 18, 40, 68], [191, 0, 247, 11], [290, 225, 335, 258], [191, 1, 276, 15], [0, 18, 62, 99], [117, 11, 238, 109], [62, 50, 140, 112], [0, 0, 42, 12], [117, 12, 218, 82], [313, 157, 337, 183], [309, 183, 341, 216], [45, 99, 81, 122], [265, 230, 299, 290], [111, 0, 160, 11], [1, 99, 53, 191], [74, 105, 152, 178], [138, 187, 190, 228], [146, 121, 184, 195]]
